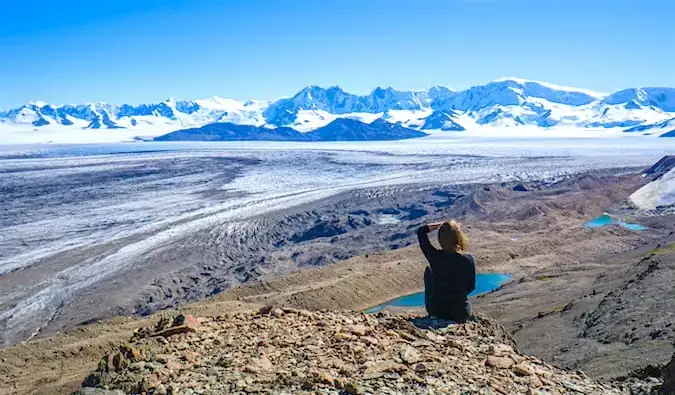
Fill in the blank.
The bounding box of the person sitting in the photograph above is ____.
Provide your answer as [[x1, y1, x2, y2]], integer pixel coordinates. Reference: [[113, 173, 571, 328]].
[[417, 220, 476, 322]]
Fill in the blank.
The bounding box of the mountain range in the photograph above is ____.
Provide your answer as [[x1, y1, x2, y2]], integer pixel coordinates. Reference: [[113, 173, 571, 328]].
[[2, 78, 674, 141], [154, 118, 427, 142]]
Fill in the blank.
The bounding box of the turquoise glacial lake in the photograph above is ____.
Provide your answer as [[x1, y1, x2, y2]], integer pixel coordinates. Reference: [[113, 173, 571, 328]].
[[584, 214, 646, 231], [365, 273, 512, 314]]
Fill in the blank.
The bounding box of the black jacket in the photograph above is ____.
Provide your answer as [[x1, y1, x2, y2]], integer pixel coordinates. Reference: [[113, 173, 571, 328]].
[[418, 225, 476, 321]]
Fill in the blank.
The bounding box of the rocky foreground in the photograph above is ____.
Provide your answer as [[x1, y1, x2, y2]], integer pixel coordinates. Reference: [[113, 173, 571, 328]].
[[78, 308, 662, 394]]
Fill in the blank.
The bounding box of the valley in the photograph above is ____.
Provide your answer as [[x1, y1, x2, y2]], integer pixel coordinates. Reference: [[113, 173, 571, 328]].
[[0, 141, 673, 394], [1, 152, 673, 393], [1, 139, 670, 348]]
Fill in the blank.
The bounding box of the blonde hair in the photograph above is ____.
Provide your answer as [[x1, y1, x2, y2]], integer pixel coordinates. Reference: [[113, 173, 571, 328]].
[[438, 220, 469, 253]]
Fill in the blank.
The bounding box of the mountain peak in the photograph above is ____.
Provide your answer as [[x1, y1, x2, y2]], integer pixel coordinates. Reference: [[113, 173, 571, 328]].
[[427, 84, 454, 92], [492, 77, 607, 98], [27, 100, 49, 107], [300, 85, 324, 93], [370, 86, 397, 95]]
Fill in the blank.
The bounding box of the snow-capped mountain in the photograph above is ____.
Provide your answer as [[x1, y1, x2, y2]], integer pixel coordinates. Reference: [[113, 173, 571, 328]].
[[421, 110, 466, 131], [2, 78, 675, 143], [0, 97, 266, 131]]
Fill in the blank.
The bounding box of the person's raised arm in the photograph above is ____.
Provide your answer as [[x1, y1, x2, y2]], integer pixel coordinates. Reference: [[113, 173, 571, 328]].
[[417, 223, 439, 262]]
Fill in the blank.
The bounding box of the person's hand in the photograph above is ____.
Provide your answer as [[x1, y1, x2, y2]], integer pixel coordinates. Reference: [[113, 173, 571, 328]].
[[427, 222, 443, 231]]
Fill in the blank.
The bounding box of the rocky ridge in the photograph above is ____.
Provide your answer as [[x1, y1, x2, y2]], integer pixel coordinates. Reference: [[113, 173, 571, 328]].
[[79, 308, 657, 394]]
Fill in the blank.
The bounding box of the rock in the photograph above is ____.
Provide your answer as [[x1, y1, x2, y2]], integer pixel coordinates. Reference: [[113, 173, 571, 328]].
[[513, 363, 535, 376], [334, 332, 355, 341], [384, 371, 400, 380], [149, 314, 199, 338], [561, 380, 584, 392], [425, 331, 439, 342], [100, 344, 146, 374], [148, 361, 166, 371], [154, 384, 168, 395], [244, 356, 274, 373], [360, 336, 379, 345], [172, 314, 199, 328], [153, 324, 197, 338], [166, 361, 182, 370], [343, 381, 360, 395], [180, 351, 199, 364], [529, 375, 543, 388], [398, 331, 418, 341], [534, 367, 553, 378], [316, 371, 334, 386], [271, 308, 284, 318], [411, 339, 433, 347], [363, 361, 404, 379], [399, 345, 420, 364], [489, 343, 514, 356], [491, 382, 509, 394], [75, 389, 125, 395], [348, 324, 369, 336], [257, 305, 275, 315], [486, 356, 514, 369]]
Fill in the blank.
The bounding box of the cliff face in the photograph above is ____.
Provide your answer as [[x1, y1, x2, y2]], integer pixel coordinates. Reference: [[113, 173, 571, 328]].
[[78, 308, 653, 394]]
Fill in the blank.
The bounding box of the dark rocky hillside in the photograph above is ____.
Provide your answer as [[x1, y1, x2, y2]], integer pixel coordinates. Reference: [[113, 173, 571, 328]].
[[154, 118, 427, 142]]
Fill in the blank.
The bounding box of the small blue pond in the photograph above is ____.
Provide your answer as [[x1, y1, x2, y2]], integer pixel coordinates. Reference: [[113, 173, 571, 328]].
[[365, 273, 512, 314], [585, 214, 646, 231]]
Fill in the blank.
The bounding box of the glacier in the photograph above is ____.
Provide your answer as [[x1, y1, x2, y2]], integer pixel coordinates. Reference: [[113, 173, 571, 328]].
[[2, 78, 675, 144]]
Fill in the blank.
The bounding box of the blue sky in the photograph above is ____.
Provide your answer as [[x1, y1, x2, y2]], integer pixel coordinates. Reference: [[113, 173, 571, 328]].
[[0, 0, 673, 109]]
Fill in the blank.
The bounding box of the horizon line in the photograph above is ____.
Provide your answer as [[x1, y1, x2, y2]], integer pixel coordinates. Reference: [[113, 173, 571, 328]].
[[6, 76, 675, 111]]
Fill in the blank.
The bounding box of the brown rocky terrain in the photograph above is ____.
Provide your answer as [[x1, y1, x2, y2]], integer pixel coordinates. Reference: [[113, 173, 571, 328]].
[[76, 308, 656, 395], [480, 230, 675, 381]]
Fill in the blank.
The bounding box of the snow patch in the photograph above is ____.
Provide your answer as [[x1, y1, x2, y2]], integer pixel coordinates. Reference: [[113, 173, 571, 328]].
[[630, 168, 675, 210], [493, 77, 608, 98]]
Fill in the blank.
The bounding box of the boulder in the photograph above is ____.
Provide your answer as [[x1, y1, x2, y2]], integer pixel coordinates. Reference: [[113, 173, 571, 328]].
[[399, 344, 420, 364], [486, 356, 514, 369], [152, 314, 199, 337]]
